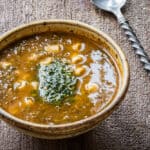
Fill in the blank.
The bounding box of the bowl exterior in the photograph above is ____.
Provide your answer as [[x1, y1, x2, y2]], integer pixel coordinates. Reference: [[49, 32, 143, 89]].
[[0, 20, 130, 139]]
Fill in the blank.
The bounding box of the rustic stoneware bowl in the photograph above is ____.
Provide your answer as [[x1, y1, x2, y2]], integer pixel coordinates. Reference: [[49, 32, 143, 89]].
[[0, 20, 129, 139]]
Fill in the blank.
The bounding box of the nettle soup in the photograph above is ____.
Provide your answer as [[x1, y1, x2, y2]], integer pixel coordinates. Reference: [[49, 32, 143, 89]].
[[0, 33, 119, 124]]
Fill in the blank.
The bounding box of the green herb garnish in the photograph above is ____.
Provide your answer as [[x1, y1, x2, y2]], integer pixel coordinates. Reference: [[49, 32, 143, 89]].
[[38, 60, 77, 105]]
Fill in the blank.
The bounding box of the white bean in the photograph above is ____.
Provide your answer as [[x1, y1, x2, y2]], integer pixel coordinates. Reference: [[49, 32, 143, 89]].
[[24, 97, 34, 106], [44, 44, 63, 53], [85, 83, 99, 93], [40, 57, 53, 65], [72, 43, 85, 51], [72, 55, 86, 64], [0, 61, 11, 69], [31, 81, 39, 90], [13, 80, 28, 90], [74, 66, 86, 76]]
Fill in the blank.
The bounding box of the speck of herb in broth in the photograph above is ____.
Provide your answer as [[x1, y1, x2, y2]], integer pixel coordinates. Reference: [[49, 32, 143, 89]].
[[38, 60, 77, 105]]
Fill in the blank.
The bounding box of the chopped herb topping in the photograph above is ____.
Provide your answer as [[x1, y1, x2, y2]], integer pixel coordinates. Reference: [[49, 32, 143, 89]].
[[38, 60, 77, 105]]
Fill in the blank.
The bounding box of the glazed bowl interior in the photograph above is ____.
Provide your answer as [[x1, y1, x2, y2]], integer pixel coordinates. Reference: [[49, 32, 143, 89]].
[[0, 20, 129, 138]]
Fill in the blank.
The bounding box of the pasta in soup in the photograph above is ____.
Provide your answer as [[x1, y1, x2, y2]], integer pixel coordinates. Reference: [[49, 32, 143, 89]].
[[0, 33, 119, 124]]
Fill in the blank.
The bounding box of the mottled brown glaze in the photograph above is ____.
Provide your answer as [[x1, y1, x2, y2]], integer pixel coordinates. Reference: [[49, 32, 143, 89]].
[[0, 20, 130, 139]]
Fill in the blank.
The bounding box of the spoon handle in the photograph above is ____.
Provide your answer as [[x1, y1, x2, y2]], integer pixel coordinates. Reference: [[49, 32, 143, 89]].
[[120, 20, 150, 71]]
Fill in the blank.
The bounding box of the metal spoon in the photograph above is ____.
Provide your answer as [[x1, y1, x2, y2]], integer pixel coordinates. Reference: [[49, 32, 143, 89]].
[[91, 0, 150, 71]]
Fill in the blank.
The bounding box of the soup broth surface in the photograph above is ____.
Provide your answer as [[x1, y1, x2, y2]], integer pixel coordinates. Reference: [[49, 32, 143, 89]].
[[0, 33, 118, 124]]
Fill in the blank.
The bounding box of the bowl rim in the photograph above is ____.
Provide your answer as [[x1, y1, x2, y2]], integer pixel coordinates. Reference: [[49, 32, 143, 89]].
[[0, 19, 130, 129]]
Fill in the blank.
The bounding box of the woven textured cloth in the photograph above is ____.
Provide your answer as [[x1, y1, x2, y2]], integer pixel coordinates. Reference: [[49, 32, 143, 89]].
[[0, 0, 149, 149]]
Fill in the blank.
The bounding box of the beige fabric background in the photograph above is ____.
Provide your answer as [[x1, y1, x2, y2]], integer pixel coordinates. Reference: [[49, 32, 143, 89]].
[[0, 0, 150, 150]]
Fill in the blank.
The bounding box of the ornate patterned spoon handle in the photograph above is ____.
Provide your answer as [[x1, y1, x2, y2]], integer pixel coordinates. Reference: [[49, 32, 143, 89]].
[[120, 20, 150, 71]]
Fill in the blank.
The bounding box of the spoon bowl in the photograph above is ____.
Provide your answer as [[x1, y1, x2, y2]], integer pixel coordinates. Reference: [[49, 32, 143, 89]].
[[91, 0, 126, 13]]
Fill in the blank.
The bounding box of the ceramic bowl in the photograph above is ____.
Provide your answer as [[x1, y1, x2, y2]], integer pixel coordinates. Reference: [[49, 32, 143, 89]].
[[0, 20, 129, 139]]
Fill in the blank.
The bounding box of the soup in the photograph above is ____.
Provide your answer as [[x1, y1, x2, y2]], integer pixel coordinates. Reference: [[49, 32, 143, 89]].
[[0, 33, 119, 124]]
